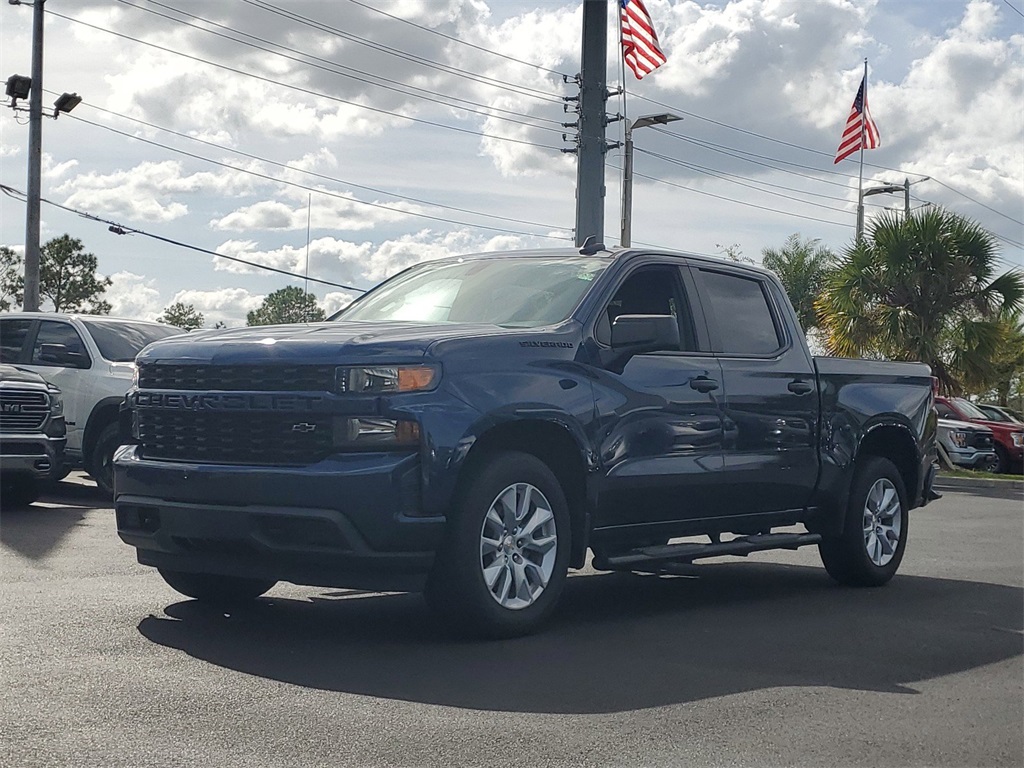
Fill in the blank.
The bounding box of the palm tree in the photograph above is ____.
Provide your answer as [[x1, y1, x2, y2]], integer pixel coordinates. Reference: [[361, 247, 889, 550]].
[[818, 208, 1024, 393], [761, 234, 836, 330]]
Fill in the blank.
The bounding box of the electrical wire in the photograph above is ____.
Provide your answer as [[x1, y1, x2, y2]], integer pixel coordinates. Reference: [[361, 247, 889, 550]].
[[115, 0, 568, 132], [49, 10, 567, 153], [241, 0, 563, 103], [58, 96, 571, 233], [0, 182, 368, 292], [344, 0, 571, 78], [64, 113, 574, 242]]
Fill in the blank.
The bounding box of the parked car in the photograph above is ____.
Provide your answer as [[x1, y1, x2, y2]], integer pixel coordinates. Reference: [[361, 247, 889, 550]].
[[976, 403, 1023, 425], [0, 364, 66, 507], [0, 313, 182, 494], [115, 245, 938, 637], [936, 417, 997, 472], [934, 396, 1024, 474]]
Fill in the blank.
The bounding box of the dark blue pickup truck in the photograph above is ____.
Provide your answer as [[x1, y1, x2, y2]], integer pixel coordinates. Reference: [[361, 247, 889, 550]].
[[115, 245, 938, 637]]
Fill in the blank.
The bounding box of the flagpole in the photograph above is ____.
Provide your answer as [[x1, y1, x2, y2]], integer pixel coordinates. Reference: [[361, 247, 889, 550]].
[[855, 58, 867, 242], [618, 2, 629, 246]]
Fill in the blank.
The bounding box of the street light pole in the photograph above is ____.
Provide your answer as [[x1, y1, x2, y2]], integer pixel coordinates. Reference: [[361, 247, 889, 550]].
[[861, 176, 930, 228], [620, 113, 681, 247], [23, 0, 46, 312]]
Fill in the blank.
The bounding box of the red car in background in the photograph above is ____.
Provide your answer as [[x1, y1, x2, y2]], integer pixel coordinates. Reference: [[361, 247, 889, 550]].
[[935, 396, 1024, 474]]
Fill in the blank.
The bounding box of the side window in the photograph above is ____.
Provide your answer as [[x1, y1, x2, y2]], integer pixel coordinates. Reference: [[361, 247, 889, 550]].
[[0, 319, 32, 363], [596, 266, 697, 351], [935, 403, 956, 419], [31, 321, 91, 368], [699, 270, 783, 355]]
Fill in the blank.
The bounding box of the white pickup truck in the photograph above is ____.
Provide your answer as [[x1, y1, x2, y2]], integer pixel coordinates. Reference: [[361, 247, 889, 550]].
[[0, 313, 181, 494]]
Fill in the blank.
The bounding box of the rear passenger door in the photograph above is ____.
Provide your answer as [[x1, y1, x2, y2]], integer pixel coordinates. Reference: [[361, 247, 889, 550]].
[[689, 265, 818, 516]]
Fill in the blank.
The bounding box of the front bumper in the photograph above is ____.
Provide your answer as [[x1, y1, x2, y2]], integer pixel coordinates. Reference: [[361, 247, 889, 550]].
[[0, 433, 66, 479], [944, 446, 996, 469], [114, 446, 445, 592]]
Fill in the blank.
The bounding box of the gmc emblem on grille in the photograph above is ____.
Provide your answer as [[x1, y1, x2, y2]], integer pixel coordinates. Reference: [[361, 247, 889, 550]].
[[291, 422, 317, 433]]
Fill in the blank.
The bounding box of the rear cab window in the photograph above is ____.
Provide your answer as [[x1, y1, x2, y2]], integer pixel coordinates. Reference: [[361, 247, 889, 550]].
[[694, 269, 784, 356]]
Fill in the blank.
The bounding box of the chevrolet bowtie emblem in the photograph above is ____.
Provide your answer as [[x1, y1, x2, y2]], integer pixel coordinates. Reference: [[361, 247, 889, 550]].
[[291, 422, 317, 433]]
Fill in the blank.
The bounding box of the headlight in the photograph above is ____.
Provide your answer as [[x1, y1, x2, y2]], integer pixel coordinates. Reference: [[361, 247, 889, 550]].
[[1013, 432, 1024, 448], [332, 417, 420, 450], [46, 385, 64, 417], [336, 365, 438, 394], [948, 431, 968, 448]]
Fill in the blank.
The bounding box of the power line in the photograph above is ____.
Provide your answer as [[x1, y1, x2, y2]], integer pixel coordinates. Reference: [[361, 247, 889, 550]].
[[241, 0, 562, 103], [1001, 0, 1024, 21], [65, 112, 574, 242], [344, 0, 570, 78], [62, 96, 570, 234], [930, 178, 1024, 227], [0, 182, 367, 292], [115, 0, 567, 132], [50, 10, 567, 154]]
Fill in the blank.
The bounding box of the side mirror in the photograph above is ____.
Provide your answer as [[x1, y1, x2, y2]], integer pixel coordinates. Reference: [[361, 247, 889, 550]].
[[39, 343, 90, 369], [611, 314, 680, 353]]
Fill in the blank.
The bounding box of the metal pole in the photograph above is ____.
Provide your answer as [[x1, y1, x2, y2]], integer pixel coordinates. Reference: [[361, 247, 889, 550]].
[[574, 0, 607, 247], [855, 59, 867, 243], [904, 177, 910, 217], [620, 122, 633, 247], [23, 0, 45, 312]]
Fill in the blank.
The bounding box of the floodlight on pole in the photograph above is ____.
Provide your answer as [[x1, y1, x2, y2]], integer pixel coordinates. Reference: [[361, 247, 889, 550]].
[[858, 176, 931, 237], [52, 92, 81, 118], [620, 113, 681, 247]]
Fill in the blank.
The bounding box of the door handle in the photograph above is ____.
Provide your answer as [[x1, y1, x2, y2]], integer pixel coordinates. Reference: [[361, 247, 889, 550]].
[[690, 376, 720, 393], [788, 379, 814, 395]]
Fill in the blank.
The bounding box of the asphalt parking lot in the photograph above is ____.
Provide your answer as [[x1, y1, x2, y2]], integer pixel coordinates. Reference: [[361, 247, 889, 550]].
[[2, 475, 1021, 768]]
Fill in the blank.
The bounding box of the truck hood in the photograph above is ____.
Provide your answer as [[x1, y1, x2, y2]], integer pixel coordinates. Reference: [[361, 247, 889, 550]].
[[937, 417, 992, 434], [136, 320, 519, 365], [0, 364, 49, 386]]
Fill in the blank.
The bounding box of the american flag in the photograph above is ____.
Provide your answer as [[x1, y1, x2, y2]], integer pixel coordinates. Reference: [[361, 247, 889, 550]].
[[621, 0, 667, 80], [834, 76, 881, 164]]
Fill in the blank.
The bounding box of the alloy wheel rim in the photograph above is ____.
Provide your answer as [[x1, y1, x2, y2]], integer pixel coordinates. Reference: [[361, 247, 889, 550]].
[[862, 478, 902, 567], [479, 482, 558, 610]]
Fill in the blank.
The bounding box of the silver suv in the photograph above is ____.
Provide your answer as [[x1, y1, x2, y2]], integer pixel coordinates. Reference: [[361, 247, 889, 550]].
[[0, 313, 181, 494]]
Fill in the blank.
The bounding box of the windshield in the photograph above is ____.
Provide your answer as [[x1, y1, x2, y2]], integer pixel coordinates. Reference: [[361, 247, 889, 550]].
[[82, 320, 182, 362], [952, 398, 991, 421], [338, 257, 608, 327]]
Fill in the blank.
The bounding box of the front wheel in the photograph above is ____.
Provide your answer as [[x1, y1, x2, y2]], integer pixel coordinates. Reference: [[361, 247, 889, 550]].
[[425, 451, 570, 638], [158, 569, 276, 604], [89, 422, 120, 497], [819, 456, 908, 587]]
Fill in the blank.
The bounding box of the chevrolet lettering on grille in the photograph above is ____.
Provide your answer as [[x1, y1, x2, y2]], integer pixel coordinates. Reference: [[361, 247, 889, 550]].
[[132, 392, 324, 411]]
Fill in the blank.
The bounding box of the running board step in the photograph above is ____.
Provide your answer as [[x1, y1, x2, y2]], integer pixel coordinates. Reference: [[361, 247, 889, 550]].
[[598, 532, 823, 571]]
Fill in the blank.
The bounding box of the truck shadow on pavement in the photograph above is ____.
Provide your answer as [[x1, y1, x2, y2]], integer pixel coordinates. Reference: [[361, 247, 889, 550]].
[[137, 564, 1024, 714], [0, 480, 107, 560]]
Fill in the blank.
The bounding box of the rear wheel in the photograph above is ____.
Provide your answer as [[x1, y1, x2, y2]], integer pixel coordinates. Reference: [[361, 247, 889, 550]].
[[158, 569, 276, 603], [819, 456, 907, 587], [425, 451, 570, 638]]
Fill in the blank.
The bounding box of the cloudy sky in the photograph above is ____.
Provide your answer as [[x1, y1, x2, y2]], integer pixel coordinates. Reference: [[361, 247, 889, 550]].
[[1, 0, 1021, 326]]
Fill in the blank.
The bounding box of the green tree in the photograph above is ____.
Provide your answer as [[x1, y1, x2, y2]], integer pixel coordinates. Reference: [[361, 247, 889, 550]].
[[246, 286, 326, 326], [158, 301, 205, 330], [1, 235, 112, 313], [818, 208, 1024, 393], [0, 246, 19, 311], [761, 234, 836, 330]]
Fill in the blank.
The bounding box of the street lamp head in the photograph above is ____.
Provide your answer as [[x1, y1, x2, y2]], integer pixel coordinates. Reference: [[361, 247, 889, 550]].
[[52, 92, 82, 117], [631, 113, 682, 131], [5, 74, 32, 101]]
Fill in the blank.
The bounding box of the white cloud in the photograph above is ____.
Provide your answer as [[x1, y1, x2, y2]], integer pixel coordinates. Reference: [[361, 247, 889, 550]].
[[168, 287, 267, 328], [106, 271, 164, 320]]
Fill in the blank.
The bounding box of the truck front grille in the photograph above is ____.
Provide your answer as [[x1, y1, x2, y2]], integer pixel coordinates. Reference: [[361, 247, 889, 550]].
[[138, 363, 336, 392], [969, 432, 993, 450], [0, 389, 48, 432], [137, 411, 333, 465]]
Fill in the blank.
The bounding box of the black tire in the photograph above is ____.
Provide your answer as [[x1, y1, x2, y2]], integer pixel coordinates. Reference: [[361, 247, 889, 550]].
[[158, 569, 276, 603], [0, 474, 40, 508], [425, 451, 571, 639], [89, 423, 120, 497], [992, 445, 1010, 475], [819, 456, 908, 587]]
